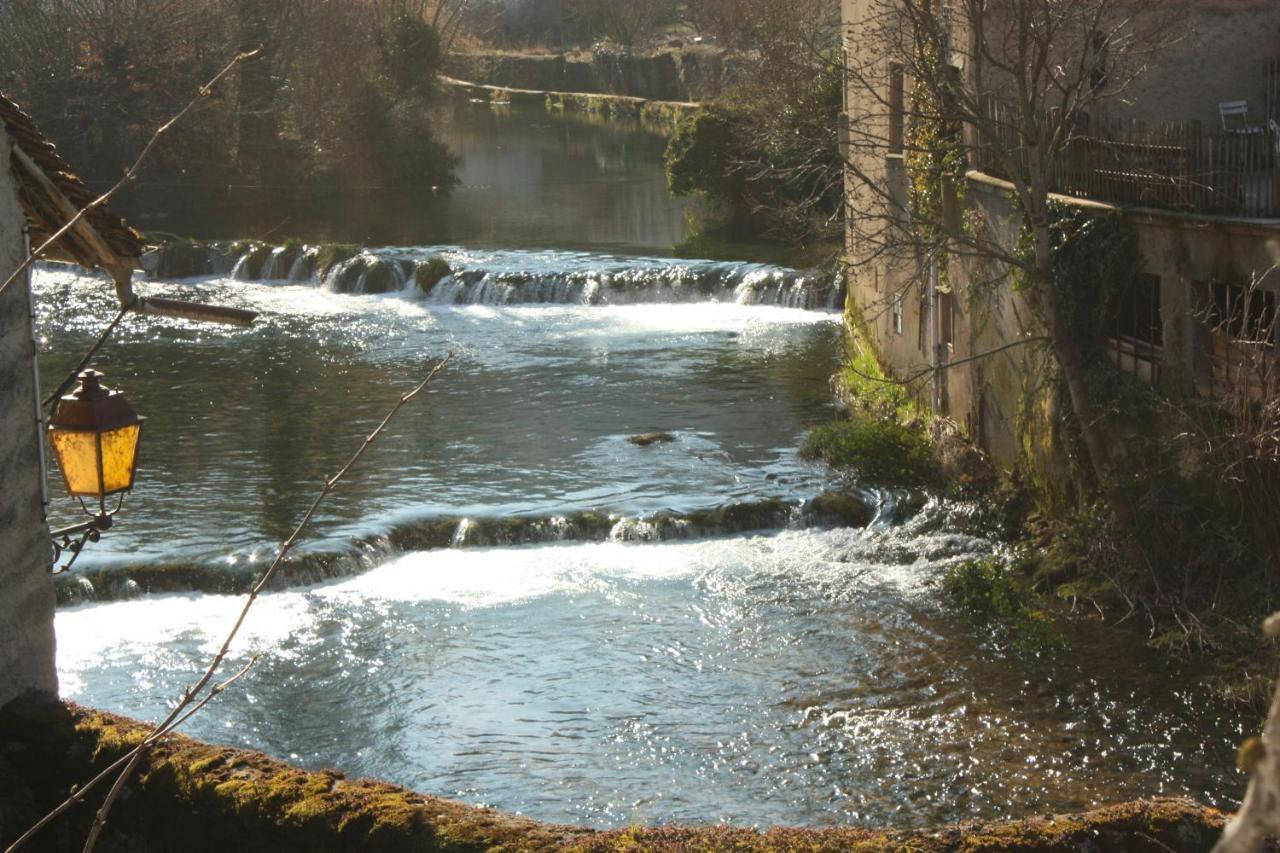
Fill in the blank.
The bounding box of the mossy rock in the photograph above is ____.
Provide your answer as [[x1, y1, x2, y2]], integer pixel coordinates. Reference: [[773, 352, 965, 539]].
[[315, 244, 360, 277], [331, 257, 369, 293], [149, 240, 214, 279], [628, 432, 676, 447], [806, 491, 873, 528], [237, 244, 275, 280], [0, 699, 1227, 852], [271, 244, 303, 279], [414, 257, 452, 293], [362, 260, 398, 294]]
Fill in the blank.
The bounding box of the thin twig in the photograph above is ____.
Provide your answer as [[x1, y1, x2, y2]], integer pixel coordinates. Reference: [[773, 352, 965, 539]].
[[0, 49, 261, 303], [79, 655, 258, 853], [43, 306, 131, 413], [7, 355, 452, 853]]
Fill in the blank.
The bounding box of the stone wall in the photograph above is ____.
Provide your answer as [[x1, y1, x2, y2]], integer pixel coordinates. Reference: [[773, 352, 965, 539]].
[[0, 128, 57, 710], [445, 47, 743, 103], [1117, 2, 1280, 129], [0, 700, 1227, 853]]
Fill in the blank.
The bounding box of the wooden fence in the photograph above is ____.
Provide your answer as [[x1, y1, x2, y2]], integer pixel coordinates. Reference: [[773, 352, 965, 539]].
[[975, 100, 1280, 218]]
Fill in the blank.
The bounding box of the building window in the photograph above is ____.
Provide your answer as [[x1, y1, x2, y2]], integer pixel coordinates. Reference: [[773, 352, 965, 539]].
[[1117, 273, 1163, 346], [1202, 280, 1278, 400], [892, 292, 904, 334], [938, 290, 954, 346], [888, 63, 904, 154], [1108, 273, 1162, 385], [1210, 281, 1277, 345]]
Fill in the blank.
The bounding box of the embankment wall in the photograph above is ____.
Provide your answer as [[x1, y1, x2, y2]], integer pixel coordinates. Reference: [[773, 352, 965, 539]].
[[445, 47, 746, 103], [0, 700, 1227, 852]]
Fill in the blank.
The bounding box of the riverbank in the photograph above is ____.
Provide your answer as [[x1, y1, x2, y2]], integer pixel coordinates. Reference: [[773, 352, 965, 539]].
[[444, 46, 744, 103], [818, 317, 1280, 713], [440, 75, 699, 130], [0, 699, 1226, 852]]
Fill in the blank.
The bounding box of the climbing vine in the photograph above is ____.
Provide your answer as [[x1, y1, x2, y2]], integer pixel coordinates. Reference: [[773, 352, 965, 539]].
[[1010, 201, 1140, 362], [903, 11, 969, 279]]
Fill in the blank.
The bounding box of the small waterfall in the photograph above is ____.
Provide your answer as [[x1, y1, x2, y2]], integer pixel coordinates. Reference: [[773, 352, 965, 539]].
[[262, 247, 294, 280], [288, 248, 317, 282], [230, 251, 253, 280], [451, 518, 475, 547], [148, 241, 843, 310], [610, 518, 660, 542], [52, 491, 901, 605]]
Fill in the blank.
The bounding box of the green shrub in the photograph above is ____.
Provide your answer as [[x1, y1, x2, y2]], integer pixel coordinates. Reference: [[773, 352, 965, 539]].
[[380, 16, 442, 97], [801, 416, 936, 486], [942, 557, 1063, 652], [665, 108, 740, 199]]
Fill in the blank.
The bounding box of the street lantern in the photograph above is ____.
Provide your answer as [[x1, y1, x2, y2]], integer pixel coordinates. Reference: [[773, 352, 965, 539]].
[[46, 369, 144, 569]]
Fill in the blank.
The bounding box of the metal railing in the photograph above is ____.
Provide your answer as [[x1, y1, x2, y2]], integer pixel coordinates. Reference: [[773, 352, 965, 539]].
[[976, 100, 1280, 219]]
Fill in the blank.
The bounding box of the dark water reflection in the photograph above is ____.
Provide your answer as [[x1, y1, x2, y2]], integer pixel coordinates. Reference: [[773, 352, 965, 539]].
[[126, 102, 689, 254]]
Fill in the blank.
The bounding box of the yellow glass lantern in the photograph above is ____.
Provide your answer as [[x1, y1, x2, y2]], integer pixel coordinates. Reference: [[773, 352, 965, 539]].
[[48, 369, 144, 518]]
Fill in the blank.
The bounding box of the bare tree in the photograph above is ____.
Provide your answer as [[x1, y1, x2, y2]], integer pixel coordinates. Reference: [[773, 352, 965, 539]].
[[564, 0, 677, 49], [841, 0, 1185, 516]]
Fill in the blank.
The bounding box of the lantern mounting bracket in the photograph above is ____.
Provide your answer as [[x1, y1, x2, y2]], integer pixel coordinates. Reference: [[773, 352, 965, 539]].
[[49, 514, 113, 575]]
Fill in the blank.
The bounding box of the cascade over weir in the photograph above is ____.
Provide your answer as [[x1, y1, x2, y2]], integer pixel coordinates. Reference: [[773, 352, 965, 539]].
[[145, 241, 846, 311]]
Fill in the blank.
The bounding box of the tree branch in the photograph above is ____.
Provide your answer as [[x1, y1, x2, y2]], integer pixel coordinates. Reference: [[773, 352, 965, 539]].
[[6, 354, 453, 853]]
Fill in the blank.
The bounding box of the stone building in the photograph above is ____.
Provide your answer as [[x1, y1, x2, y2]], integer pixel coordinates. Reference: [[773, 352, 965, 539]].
[[0, 94, 255, 712], [841, 0, 1280, 469], [0, 95, 145, 711]]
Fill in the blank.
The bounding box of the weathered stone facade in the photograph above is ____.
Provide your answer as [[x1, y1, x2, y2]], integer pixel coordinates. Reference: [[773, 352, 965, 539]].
[[1118, 2, 1280, 129], [0, 126, 57, 709], [840, 0, 1280, 474]]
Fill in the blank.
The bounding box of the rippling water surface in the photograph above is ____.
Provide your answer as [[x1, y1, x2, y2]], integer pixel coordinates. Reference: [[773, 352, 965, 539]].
[[38, 104, 1250, 831]]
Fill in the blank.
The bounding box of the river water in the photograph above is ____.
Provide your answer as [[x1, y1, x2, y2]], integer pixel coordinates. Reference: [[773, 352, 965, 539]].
[[39, 102, 1250, 829]]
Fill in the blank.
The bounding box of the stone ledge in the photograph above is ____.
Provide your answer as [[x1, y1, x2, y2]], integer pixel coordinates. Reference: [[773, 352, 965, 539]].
[[0, 699, 1227, 852]]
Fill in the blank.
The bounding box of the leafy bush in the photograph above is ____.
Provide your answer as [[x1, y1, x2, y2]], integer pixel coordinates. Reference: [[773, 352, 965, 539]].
[[381, 15, 442, 96], [665, 108, 740, 200], [941, 557, 1063, 651], [801, 416, 937, 486]]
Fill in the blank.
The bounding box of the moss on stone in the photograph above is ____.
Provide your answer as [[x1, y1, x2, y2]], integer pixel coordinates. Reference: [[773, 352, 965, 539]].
[[806, 491, 873, 528], [628, 432, 675, 446], [238, 243, 275, 280], [0, 698, 1227, 852], [362, 260, 397, 294], [415, 256, 452, 293], [315, 244, 360, 277]]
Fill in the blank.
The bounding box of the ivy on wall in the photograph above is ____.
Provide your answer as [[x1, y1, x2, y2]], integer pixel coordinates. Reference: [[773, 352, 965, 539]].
[[1011, 201, 1140, 363]]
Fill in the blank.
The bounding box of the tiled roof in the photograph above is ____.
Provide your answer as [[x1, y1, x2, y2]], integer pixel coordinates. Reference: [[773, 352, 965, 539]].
[[0, 92, 144, 267]]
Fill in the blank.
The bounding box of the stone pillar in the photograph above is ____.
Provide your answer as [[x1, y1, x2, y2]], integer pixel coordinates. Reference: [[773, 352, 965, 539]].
[[0, 128, 57, 708]]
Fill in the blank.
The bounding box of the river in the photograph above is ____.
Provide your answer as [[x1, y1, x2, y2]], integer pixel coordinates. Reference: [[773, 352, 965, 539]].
[[38, 100, 1250, 829]]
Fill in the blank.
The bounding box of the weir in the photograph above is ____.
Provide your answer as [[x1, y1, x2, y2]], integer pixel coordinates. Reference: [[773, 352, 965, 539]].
[[52, 490, 919, 605], [150, 242, 846, 310]]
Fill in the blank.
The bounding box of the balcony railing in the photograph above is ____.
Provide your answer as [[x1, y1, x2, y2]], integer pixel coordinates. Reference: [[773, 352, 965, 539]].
[[975, 101, 1280, 219]]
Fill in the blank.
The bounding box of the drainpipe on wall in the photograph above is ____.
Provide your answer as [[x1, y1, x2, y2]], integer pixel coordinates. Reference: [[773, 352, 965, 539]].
[[23, 225, 50, 530]]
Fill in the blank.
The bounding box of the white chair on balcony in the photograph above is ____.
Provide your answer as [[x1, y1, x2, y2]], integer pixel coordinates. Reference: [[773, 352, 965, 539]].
[[1221, 100, 1263, 134]]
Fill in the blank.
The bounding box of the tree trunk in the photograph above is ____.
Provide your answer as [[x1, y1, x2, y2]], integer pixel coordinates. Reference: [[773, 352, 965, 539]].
[[1213, 613, 1280, 851], [1030, 213, 1134, 524]]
